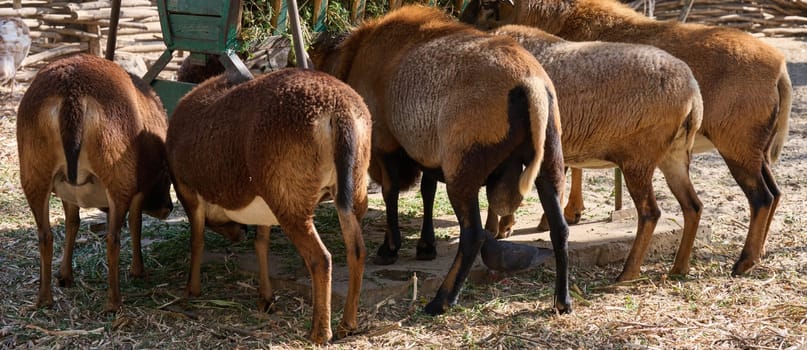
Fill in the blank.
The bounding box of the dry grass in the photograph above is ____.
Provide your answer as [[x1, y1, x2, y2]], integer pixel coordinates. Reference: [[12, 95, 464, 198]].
[[2, 37, 807, 349]]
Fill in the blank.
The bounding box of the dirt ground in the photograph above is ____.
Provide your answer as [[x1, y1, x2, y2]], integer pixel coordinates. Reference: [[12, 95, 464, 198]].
[[0, 36, 805, 349]]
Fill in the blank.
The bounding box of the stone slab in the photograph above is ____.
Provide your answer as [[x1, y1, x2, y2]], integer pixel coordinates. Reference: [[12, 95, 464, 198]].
[[203, 209, 711, 307]]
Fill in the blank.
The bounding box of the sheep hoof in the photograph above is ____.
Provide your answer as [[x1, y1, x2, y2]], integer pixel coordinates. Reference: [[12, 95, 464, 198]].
[[35, 295, 54, 309], [257, 297, 276, 313], [103, 301, 121, 314], [555, 300, 573, 314], [373, 254, 398, 265], [56, 274, 73, 288], [480, 236, 553, 272], [731, 257, 759, 276], [335, 321, 358, 339], [615, 271, 640, 282], [536, 215, 550, 232], [415, 241, 437, 261], [423, 299, 448, 316], [668, 265, 690, 277], [373, 245, 399, 265], [565, 212, 582, 225], [128, 266, 147, 279]]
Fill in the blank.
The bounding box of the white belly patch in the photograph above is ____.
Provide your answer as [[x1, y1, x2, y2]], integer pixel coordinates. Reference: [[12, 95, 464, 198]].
[[202, 195, 280, 227], [52, 177, 109, 208]]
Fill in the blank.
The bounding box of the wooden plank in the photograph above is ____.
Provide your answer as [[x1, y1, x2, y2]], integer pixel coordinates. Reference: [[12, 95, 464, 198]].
[[21, 42, 88, 66], [0, 7, 55, 16]]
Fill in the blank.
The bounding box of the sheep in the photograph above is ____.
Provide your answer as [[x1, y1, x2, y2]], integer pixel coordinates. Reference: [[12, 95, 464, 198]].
[[309, 5, 572, 315], [166, 68, 372, 345], [176, 54, 225, 84], [16, 54, 173, 312], [0, 16, 31, 94], [462, 0, 793, 278], [476, 25, 703, 281]]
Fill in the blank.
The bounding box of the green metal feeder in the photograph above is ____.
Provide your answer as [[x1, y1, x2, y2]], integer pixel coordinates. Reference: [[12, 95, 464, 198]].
[[140, 0, 253, 116], [106, 0, 310, 116]]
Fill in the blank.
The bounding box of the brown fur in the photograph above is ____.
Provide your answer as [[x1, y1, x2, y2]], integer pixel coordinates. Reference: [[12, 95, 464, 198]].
[[17, 54, 172, 312], [309, 5, 571, 314], [167, 68, 371, 345], [176, 54, 226, 84], [487, 25, 704, 280], [465, 0, 792, 276]]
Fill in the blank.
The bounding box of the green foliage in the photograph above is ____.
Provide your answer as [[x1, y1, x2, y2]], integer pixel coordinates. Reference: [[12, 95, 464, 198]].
[[239, 0, 467, 45]]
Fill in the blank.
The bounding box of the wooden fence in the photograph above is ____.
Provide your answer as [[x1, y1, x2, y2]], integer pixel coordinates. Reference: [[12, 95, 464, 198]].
[[2, 0, 806, 79]]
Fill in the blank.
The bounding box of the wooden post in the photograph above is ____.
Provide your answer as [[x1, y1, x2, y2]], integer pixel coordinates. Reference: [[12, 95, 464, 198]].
[[105, 0, 122, 60], [614, 169, 623, 211], [678, 0, 695, 22], [455, 0, 468, 16], [87, 24, 102, 56], [390, 0, 403, 11], [351, 0, 366, 24], [313, 0, 328, 32], [271, 0, 288, 35]]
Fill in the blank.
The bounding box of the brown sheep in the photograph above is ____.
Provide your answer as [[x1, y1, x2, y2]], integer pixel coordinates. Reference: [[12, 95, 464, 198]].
[[17, 54, 173, 312], [475, 25, 704, 281], [309, 5, 571, 315], [176, 54, 226, 84], [462, 0, 793, 277], [167, 68, 372, 345]]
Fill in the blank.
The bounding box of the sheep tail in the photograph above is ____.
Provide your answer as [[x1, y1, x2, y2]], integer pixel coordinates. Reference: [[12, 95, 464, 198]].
[[60, 90, 84, 184], [332, 108, 369, 213], [516, 77, 550, 197], [769, 65, 792, 164], [685, 78, 704, 155]]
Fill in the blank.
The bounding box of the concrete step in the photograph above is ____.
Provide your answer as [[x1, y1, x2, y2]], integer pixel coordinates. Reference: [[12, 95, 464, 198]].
[[203, 208, 711, 307]]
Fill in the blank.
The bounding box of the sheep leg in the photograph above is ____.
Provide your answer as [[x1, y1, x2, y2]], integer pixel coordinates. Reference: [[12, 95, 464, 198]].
[[564, 168, 585, 224], [104, 197, 129, 313], [616, 168, 660, 282], [374, 152, 403, 265], [127, 193, 146, 278], [759, 162, 781, 258], [283, 219, 333, 345], [659, 154, 703, 277], [27, 188, 54, 308], [725, 160, 776, 276], [180, 186, 206, 298], [484, 208, 502, 238], [423, 185, 485, 316], [254, 225, 275, 312], [335, 207, 365, 338], [538, 166, 578, 231], [416, 174, 438, 260], [57, 200, 80, 288], [533, 122, 571, 313]]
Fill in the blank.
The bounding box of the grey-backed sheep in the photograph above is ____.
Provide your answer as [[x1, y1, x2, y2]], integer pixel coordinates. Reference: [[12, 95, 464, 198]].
[[482, 25, 704, 281], [462, 0, 792, 277]]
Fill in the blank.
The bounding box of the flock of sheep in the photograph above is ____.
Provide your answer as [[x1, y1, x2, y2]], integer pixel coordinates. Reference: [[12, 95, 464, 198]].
[[10, 0, 791, 345]]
